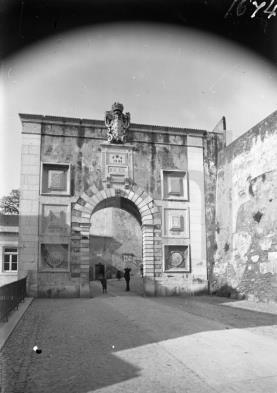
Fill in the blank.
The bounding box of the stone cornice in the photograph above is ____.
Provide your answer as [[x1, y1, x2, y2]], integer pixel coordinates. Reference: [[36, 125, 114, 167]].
[[19, 113, 209, 136]]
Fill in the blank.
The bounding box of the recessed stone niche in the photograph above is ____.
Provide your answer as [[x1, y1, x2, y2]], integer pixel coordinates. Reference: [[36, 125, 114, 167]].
[[161, 170, 188, 200], [41, 163, 71, 195], [164, 245, 190, 272]]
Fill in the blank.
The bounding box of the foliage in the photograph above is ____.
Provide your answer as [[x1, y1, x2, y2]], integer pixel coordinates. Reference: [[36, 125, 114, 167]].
[[0, 189, 20, 215]]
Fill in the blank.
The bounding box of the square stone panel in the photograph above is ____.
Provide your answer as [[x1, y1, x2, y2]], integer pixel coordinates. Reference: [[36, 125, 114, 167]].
[[164, 245, 190, 272], [163, 208, 189, 238], [162, 170, 188, 200], [40, 204, 70, 235], [48, 170, 66, 190], [40, 243, 69, 271], [168, 176, 183, 195], [41, 163, 70, 195]]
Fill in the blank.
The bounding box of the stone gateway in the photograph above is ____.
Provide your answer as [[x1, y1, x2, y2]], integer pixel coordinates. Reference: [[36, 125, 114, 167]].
[[18, 104, 277, 302], [19, 103, 222, 297]]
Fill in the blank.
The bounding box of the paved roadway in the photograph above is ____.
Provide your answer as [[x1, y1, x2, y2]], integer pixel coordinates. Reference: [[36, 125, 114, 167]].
[[1, 278, 277, 393]]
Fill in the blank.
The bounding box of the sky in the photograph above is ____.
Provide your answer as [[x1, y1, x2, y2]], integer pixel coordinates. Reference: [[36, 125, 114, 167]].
[[0, 22, 276, 197]]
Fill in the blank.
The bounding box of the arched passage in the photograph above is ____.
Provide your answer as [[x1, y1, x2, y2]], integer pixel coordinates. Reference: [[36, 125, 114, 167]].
[[93, 196, 142, 225], [90, 202, 142, 283], [71, 185, 161, 297]]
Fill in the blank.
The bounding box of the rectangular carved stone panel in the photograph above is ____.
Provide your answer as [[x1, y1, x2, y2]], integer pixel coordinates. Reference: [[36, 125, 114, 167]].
[[107, 152, 127, 165], [164, 245, 190, 272], [41, 163, 70, 195], [163, 208, 189, 238], [108, 166, 127, 175], [40, 243, 69, 272], [168, 176, 183, 195], [162, 170, 188, 200], [40, 204, 70, 235], [49, 171, 66, 190], [101, 144, 134, 185]]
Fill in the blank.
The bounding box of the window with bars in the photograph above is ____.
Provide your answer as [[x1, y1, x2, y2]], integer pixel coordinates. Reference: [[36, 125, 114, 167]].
[[3, 247, 18, 272]]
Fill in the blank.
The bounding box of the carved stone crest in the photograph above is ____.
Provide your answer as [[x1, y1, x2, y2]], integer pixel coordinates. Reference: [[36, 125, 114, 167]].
[[105, 102, 130, 143]]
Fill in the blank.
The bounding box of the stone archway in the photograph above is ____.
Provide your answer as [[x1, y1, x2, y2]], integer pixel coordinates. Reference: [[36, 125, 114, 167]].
[[71, 184, 161, 297]]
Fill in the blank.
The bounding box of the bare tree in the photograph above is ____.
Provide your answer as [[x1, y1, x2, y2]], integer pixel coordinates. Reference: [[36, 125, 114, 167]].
[[0, 189, 20, 215]]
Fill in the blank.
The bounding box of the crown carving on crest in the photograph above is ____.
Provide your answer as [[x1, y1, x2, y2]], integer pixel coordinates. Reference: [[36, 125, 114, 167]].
[[104, 102, 130, 144], [112, 102, 124, 113]]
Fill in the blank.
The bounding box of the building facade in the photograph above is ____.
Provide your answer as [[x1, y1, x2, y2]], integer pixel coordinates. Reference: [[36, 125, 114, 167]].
[[18, 103, 224, 297]]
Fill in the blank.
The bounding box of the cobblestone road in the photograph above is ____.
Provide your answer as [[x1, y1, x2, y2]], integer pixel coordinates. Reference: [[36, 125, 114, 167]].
[[1, 279, 277, 393]]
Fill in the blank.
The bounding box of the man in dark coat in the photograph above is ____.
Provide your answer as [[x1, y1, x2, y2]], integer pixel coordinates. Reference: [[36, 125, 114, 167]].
[[123, 268, 131, 291], [99, 275, 107, 294]]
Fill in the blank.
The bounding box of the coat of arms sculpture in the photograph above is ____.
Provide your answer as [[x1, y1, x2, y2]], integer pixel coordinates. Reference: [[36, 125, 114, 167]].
[[105, 102, 130, 143]]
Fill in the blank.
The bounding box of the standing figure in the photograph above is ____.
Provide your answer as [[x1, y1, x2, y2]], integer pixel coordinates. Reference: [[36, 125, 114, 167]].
[[140, 264, 143, 278], [124, 268, 131, 291], [99, 275, 107, 294]]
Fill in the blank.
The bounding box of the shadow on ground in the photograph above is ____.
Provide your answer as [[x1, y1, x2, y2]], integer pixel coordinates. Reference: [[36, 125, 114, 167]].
[[1, 279, 277, 393]]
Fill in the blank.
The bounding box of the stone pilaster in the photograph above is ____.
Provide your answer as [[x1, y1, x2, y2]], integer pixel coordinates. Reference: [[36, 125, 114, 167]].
[[142, 223, 156, 295], [18, 124, 41, 297]]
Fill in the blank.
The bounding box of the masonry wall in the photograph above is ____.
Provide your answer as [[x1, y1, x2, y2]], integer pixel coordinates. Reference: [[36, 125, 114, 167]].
[[40, 126, 188, 200], [213, 111, 277, 302], [203, 131, 225, 291]]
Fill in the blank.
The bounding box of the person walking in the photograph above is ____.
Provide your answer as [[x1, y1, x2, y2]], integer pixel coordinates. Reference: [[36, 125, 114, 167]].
[[123, 268, 131, 291]]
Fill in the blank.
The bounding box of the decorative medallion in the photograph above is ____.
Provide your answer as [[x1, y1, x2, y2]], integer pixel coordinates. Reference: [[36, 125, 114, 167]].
[[104, 102, 130, 144], [170, 251, 184, 267]]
